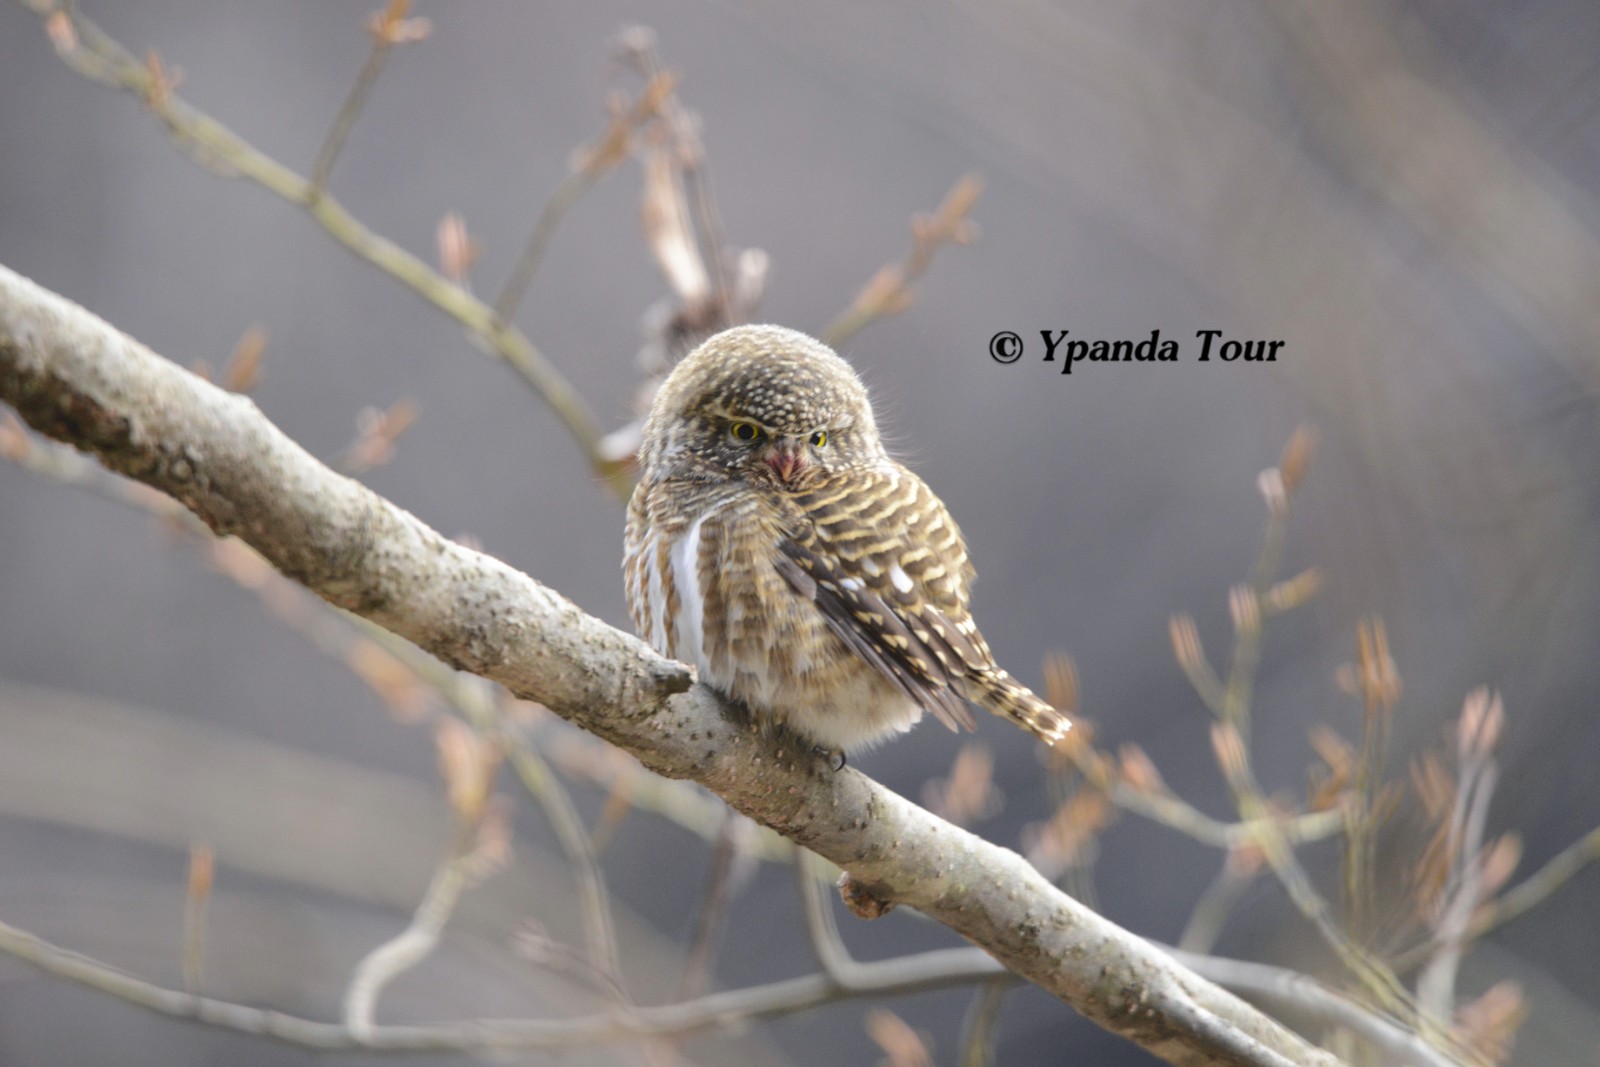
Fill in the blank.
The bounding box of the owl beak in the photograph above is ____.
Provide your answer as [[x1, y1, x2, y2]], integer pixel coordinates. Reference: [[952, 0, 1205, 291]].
[[766, 444, 808, 484]]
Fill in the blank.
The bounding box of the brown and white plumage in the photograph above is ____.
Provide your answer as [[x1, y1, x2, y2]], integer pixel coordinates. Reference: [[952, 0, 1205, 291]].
[[624, 324, 1070, 754]]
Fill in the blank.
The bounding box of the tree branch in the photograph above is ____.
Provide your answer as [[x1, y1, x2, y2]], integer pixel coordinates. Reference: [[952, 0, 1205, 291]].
[[0, 261, 1344, 1067]]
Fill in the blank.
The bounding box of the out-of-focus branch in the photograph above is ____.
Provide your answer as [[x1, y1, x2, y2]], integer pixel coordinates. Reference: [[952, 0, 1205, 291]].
[[957, 979, 1009, 1067], [19, 0, 631, 496], [1416, 692, 1502, 1025], [493, 70, 677, 324], [822, 176, 984, 348], [0, 909, 1003, 1053], [1178, 849, 1261, 955], [1164, 430, 1463, 1057], [344, 721, 510, 1037], [1163, 950, 1460, 1067], [0, 264, 1345, 1067], [308, 0, 432, 197], [343, 833, 497, 1039], [619, 26, 736, 330], [678, 812, 755, 1000], [1393, 824, 1600, 972]]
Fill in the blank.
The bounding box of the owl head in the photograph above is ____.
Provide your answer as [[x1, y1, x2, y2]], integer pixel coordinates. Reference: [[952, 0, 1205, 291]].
[[638, 325, 884, 488]]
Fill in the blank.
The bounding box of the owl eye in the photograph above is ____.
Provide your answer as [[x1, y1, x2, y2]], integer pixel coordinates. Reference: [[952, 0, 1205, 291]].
[[729, 421, 762, 443], [810, 430, 828, 448]]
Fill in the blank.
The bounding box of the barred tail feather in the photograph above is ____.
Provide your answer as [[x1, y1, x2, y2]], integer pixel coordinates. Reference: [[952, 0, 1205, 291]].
[[973, 670, 1072, 745]]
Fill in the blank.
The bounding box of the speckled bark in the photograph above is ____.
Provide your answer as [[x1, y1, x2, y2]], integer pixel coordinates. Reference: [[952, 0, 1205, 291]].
[[0, 263, 1342, 1067]]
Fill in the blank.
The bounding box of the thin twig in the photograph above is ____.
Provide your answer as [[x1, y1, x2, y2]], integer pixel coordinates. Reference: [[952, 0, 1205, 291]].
[[1163, 948, 1461, 1067], [23, 0, 630, 495], [493, 169, 593, 324], [342, 839, 494, 1039], [1392, 823, 1600, 971], [492, 71, 675, 324], [796, 847, 859, 988], [0, 911, 1004, 1052], [678, 812, 749, 999], [622, 28, 734, 328], [1179, 853, 1257, 954], [348, 628, 629, 993], [1416, 736, 1499, 1024], [822, 175, 983, 348], [957, 979, 1010, 1067], [1190, 446, 1420, 1024], [182, 843, 214, 995], [309, 2, 420, 196]]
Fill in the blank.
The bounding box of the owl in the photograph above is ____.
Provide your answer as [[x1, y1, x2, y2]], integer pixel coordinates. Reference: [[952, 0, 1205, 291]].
[[624, 324, 1070, 756]]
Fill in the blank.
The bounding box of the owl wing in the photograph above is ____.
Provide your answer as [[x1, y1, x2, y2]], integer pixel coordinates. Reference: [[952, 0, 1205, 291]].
[[774, 465, 991, 733]]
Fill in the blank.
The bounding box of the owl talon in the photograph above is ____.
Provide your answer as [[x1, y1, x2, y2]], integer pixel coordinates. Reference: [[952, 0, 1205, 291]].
[[814, 745, 846, 772]]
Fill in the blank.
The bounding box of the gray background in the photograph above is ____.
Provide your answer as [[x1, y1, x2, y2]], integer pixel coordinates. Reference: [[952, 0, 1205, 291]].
[[3, 1, 1599, 1064]]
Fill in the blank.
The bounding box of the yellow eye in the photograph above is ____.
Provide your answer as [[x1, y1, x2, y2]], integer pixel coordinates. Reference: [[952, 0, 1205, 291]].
[[810, 430, 828, 448], [730, 421, 761, 442]]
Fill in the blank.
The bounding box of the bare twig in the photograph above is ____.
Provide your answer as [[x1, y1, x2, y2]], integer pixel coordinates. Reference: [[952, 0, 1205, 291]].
[[492, 71, 676, 324], [957, 979, 1010, 1067], [1174, 435, 1425, 1030], [1178, 849, 1260, 955], [1163, 948, 1461, 1067], [1392, 823, 1600, 971], [182, 843, 214, 995], [344, 725, 508, 1039], [0, 910, 1004, 1052], [342, 845, 489, 1039], [20, 0, 629, 495], [822, 175, 983, 348], [309, 0, 431, 197], [620, 27, 736, 330], [337, 629, 631, 993], [678, 812, 753, 999], [1417, 692, 1503, 1025], [796, 848, 859, 988]]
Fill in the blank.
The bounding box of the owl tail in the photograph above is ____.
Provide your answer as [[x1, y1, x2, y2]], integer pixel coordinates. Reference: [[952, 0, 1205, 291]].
[[972, 669, 1073, 745]]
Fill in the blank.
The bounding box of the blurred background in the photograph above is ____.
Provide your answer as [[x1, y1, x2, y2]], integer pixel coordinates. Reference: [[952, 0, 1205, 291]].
[[2, 1, 1599, 1064]]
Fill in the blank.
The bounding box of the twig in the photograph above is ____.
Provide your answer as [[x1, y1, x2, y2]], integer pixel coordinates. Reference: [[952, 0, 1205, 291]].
[[1417, 694, 1502, 1025], [182, 843, 214, 995], [309, 1, 429, 197], [1163, 948, 1462, 1067], [1182, 438, 1420, 1024], [957, 979, 1010, 1067], [0, 910, 1005, 1052], [343, 844, 488, 1040], [337, 627, 630, 995], [21, 0, 629, 496], [620, 28, 735, 329], [1179, 852, 1258, 954], [796, 848, 861, 988], [492, 70, 676, 324], [678, 812, 750, 999], [822, 175, 983, 348], [1391, 823, 1600, 971]]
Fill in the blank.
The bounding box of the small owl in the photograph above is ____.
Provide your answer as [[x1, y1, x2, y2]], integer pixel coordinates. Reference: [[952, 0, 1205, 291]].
[[624, 324, 1070, 756]]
